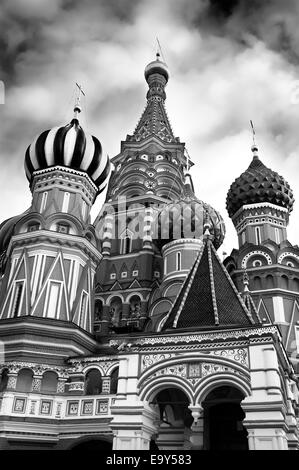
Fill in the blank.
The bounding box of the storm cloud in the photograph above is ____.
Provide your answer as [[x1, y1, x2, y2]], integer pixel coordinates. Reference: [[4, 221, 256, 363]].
[[1, 0, 299, 254]]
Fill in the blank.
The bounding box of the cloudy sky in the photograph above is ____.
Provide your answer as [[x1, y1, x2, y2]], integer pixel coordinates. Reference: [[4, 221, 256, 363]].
[[1, 0, 299, 255]]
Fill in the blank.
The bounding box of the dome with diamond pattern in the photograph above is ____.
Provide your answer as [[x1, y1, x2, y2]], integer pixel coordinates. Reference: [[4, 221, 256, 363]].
[[226, 146, 294, 218]]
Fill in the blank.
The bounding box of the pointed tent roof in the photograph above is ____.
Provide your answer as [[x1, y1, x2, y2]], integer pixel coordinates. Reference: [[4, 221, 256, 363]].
[[162, 236, 261, 330]]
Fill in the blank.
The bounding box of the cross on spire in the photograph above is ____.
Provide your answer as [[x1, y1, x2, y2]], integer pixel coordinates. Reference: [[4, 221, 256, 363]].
[[250, 119, 257, 147], [74, 82, 85, 119]]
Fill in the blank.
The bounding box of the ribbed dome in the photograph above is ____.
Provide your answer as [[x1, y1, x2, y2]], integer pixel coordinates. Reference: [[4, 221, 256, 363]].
[[226, 149, 295, 218], [156, 179, 225, 249], [24, 118, 110, 193], [144, 53, 169, 84]]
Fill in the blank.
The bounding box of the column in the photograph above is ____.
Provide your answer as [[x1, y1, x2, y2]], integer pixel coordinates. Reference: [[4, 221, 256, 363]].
[[102, 376, 111, 394], [6, 372, 18, 391], [31, 375, 42, 393], [68, 374, 85, 395], [102, 214, 114, 256], [188, 405, 204, 450], [142, 208, 153, 251]]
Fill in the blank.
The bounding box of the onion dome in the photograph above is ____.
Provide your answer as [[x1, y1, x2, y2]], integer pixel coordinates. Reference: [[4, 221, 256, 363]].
[[24, 118, 110, 193], [226, 146, 295, 218], [155, 174, 225, 249], [144, 52, 169, 84]]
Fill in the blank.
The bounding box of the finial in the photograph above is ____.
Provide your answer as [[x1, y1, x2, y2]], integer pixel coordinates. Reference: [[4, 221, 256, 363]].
[[74, 82, 85, 120], [156, 37, 165, 62], [250, 120, 259, 157]]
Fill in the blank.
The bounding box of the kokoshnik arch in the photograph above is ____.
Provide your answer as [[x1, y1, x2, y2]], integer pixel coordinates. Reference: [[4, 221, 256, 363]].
[[0, 53, 298, 451]]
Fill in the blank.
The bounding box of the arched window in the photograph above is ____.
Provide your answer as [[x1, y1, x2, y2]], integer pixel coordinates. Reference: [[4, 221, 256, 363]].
[[109, 297, 123, 327], [176, 252, 181, 271], [16, 368, 33, 393], [266, 275, 275, 289], [255, 226, 261, 245], [40, 192, 48, 212], [120, 231, 132, 254], [253, 276, 262, 290], [110, 368, 119, 395], [94, 299, 103, 322], [275, 228, 280, 244], [281, 275, 289, 290], [41, 371, 58, 394], [0, 368, 8, 392], [62, 192, 70, 213], [129, 295, 142, 318], [85, 369, 102, 395]]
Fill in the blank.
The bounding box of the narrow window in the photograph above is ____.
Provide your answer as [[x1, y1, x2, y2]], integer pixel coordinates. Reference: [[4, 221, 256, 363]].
[[121, 235, 132, 254], [82, 200, 87, 220], [46, 282, 61, 319], [164, 256, 168, 274], [241, 231, 246, 245], [177, 252, 181, 271], [11, 281, 24, 317], [275, 228, 280, 244], [62, 192, 70, 213], [255, 227, 261, 245], [40, 192, 48, 212]]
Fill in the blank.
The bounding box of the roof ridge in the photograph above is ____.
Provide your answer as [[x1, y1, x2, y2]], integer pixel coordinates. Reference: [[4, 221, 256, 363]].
[[209, 242, 255, 325], [207, 241, 219, 325]]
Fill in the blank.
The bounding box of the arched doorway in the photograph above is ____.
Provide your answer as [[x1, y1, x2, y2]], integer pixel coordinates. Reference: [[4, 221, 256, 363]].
[[71, 439, 112, 451], [202, 386, 248, 450], [151, 388, 192, 450]]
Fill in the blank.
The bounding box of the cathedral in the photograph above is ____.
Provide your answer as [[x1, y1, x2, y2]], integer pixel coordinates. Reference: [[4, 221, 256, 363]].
[[0, 53, 298, 451]]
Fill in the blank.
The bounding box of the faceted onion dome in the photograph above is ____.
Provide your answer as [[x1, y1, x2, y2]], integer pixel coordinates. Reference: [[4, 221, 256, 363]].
[[156, 175, 225, 250], [24, 118, 110, 193], [226, 146, 295, 218], [144, 52, 169, 84]]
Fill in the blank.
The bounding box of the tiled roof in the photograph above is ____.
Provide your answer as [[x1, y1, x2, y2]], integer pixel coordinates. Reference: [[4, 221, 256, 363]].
[[162, 236, 261, 330]]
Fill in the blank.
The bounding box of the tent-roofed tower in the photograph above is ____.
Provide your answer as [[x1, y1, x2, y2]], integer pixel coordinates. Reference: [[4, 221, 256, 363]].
[[93, 54, 225, 336]]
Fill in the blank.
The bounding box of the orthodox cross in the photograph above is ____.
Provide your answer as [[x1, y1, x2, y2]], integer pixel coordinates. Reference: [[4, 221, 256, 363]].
[[250, 119, 256, 147], [74, 82, 85, 119]]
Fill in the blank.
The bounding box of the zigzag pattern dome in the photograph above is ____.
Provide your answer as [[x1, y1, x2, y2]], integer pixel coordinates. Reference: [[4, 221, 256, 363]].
[[24, 118, 110, 193], [226, 149, 295, 218]]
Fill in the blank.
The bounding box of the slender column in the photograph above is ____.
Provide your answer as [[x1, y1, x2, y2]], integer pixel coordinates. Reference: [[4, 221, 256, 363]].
[[142, 208, 153, 250], [188, 405, 204, 450]]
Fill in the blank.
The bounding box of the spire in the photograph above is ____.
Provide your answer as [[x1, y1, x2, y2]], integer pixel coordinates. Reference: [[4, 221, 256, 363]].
[[73, 82, 85, 120], [127, 54, 178, 144]]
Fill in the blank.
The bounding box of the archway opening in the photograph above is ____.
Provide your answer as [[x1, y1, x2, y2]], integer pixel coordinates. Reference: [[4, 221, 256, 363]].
[[85, 369, 102, 395], [71, 439, 112, 451], [16, 368, 33, 393], [41, 371, 58, 394], [203, 385, 248, 450], [151, 387, 192, 450]]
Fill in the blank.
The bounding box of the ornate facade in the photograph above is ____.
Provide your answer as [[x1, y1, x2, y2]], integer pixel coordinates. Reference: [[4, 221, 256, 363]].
[[0, 55, 298, 451]]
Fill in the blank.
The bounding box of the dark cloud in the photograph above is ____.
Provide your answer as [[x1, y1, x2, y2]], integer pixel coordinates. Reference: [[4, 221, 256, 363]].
[[1, 0, 299, 252]]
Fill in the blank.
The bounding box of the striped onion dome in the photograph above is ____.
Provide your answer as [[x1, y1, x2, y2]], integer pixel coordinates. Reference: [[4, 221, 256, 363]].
[[24, 118, 110, 193]]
